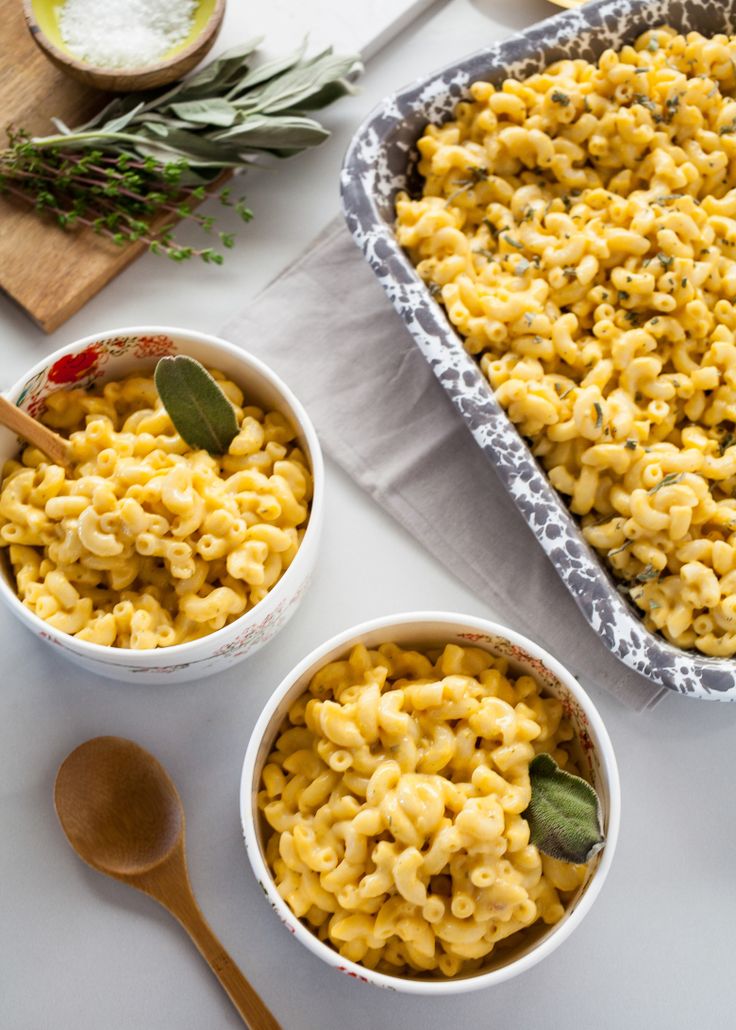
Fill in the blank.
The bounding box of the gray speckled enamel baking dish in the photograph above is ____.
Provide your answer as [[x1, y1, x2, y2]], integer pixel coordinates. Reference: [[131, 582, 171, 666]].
[[341, 0, 736, 701]]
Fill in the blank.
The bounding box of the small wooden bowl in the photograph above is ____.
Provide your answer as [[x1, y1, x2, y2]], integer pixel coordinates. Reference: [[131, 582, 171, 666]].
[[23, 0, 226, 92]]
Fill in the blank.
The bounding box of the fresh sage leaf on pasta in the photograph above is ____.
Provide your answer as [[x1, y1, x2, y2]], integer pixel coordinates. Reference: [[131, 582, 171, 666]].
[[524, 753, 604, 864], [155, 356, 239, 454]]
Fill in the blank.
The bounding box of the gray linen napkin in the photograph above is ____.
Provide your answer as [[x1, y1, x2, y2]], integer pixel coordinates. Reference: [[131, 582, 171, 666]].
[[222, 218, 666, 710]]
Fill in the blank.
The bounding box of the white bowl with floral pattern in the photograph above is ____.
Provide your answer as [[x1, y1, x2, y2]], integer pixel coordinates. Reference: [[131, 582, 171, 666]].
[[240, 612, 620, 993], [0, 326, 324, 684]]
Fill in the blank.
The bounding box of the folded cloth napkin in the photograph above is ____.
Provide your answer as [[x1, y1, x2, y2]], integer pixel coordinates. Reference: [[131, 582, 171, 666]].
[[223, 218, 666, 710]]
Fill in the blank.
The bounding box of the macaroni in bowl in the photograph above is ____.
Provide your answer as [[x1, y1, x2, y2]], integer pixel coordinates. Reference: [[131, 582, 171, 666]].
[[396, 27, 736, 658], [0, 370, 312, 648], [258, 642, 589, 978]]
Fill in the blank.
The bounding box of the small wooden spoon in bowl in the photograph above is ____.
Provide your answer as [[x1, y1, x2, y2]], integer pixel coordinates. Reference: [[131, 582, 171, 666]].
[[54, 736, 280, 1030], [0, 395, 70, 467]]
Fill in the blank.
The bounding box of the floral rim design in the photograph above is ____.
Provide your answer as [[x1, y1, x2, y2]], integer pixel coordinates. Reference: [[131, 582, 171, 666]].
[[33, 579, 307, 675], [458, 632, 562, 691], [15, 334, 177, 418], [340, 0, 736, 701], [455, 631, 599, 781], [212, 578, 310, 660], [250, 862, 399, 989]]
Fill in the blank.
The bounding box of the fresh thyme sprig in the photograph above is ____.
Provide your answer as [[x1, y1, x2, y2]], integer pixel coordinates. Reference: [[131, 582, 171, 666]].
[[0, 130, 248, 263], [0, 40, 362, 264]]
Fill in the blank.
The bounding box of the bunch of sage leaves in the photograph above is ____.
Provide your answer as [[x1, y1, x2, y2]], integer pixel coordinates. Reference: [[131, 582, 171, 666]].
[[0, 41, 362, 262]]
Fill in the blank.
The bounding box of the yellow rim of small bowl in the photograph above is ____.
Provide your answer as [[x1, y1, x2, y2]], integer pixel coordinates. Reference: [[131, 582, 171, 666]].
[[29, 0, 221, 69]]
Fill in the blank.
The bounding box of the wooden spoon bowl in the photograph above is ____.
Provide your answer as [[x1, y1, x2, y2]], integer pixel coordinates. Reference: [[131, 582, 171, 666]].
[[55, 737, 183, 874], [55, 737, 280, 1029], [23, 0, 226, 92]]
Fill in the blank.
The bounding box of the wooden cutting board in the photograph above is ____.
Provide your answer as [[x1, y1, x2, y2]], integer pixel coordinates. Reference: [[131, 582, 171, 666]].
[[0, 0, 136, 333], [0, 0, 442, 334]]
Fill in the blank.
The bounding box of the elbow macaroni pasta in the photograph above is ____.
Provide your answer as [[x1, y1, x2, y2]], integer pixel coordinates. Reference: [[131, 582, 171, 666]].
[[0, 369, 312, 648], [259, 642, 589, 978], [395, 27, 736, 658]]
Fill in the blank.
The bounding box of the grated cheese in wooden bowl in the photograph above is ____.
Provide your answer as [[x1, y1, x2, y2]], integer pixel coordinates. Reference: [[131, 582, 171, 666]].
[[58, 0, 197, 69]]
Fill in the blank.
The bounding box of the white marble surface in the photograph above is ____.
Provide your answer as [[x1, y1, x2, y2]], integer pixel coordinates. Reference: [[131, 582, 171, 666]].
[[249, 0, 443, 60], [2, 2, 736, 1027]]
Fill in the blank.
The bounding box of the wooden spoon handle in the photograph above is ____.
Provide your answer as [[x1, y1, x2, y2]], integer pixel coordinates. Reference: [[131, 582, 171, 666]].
[[0, 395, 70, 467], [165, 890, 281, 1030]]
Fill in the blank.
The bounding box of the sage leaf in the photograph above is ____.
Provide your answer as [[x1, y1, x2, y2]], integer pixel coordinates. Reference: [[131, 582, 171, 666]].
[[252, 50, 361, 114], [227, 45, 307, 99], [137, 112, 202, 131], [138, 125, 242, 164], [99, 101, 147, 135], [155, 356, 239, 454], [214, 115, 330, 150], [171, 39, 264, 99], [170, 99, 239, 128], [523, 753, 604, 864], [50, 117, 73, 135], [71, 93, 147, 133], [296, 78, 358, 111], [143, 121, 170, 138]]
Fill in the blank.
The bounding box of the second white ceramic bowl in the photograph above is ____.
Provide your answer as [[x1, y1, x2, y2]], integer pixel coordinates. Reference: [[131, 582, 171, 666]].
[[0, 326, 324, 684], [240, 612, 620, 994]]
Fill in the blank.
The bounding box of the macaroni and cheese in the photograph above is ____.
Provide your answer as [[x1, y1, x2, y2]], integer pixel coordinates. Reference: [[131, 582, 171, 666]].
[[259, 642, 589, 977], [0, 370, 312, 648], [396, 27, 736, 657]]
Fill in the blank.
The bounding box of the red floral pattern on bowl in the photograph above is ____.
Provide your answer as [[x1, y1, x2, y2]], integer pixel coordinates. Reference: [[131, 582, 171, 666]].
[[134, 335, 179, 359], [47, 344, 104, 385], [15, 333, 176, 418]]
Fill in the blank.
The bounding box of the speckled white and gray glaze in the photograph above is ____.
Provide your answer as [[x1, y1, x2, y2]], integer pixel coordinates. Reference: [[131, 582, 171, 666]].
[[341, 0, 736, 700]]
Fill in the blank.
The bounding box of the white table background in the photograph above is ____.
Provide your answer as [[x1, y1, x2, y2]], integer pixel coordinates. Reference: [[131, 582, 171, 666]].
[[2, 2, 736, 1027]]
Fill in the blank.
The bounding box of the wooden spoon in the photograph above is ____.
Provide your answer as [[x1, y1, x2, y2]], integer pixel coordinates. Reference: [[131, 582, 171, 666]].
[[54, 736, 281, 1030], [0, 394, 70, 467]]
